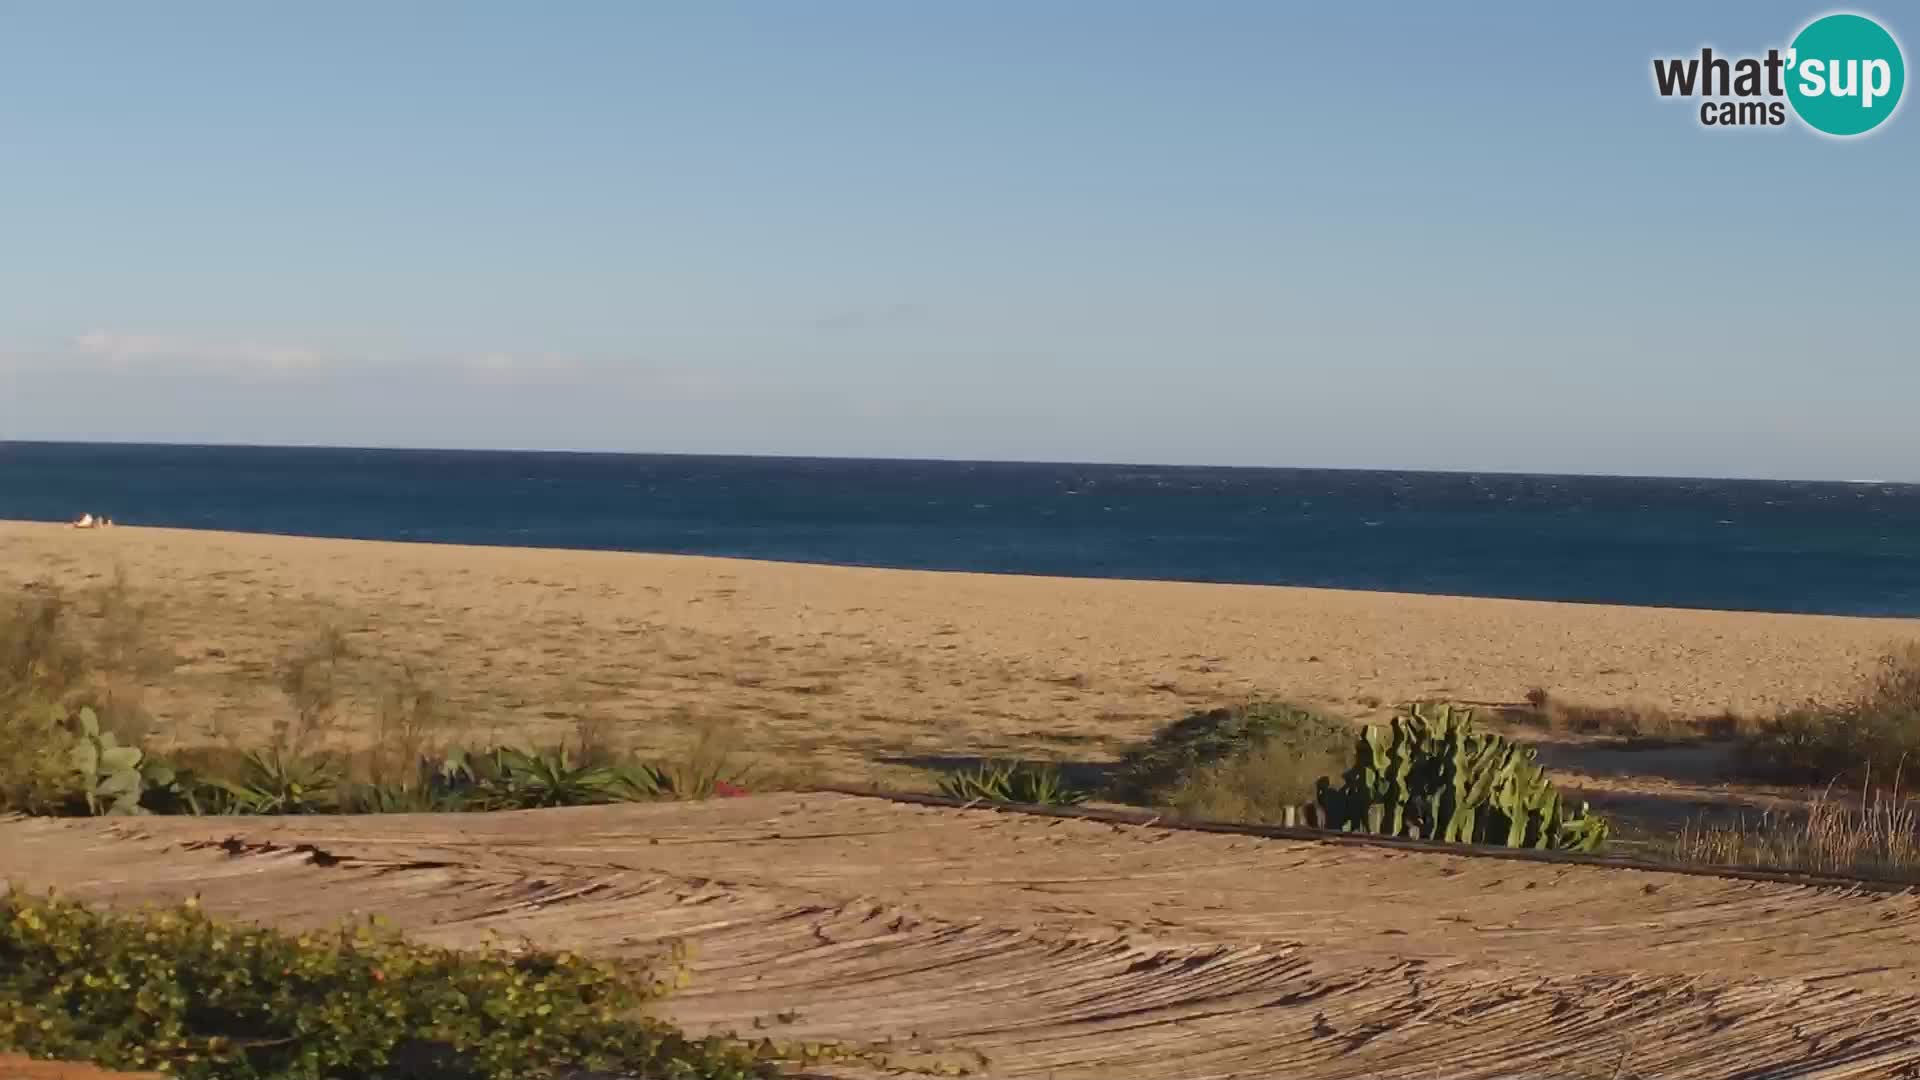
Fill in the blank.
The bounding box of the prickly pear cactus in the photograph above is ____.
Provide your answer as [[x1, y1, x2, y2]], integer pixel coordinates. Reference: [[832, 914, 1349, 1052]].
[[67, 706, 149, 816], [1315, 703, 1607, 852]]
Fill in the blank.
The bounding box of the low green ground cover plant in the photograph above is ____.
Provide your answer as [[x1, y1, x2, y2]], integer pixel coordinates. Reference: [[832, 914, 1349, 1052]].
[[0, 893, 775, 1080]]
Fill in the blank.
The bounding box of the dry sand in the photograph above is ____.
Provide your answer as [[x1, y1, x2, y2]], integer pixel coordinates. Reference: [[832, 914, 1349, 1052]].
[[3, 520, 1917, 786]]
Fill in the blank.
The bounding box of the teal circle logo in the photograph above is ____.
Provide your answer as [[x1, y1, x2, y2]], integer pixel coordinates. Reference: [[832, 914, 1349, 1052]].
[[1786, 13, 1905, 136]]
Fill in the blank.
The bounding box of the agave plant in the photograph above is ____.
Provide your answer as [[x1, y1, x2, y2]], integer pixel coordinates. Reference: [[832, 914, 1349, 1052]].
[[1005, 763, 1089, 806], [339, 748, 493, 814], [479, 745, 623, 809], [938, 759, 1089, 806], [608, 761, 668, 801], [203, 748, 341, 815], [339, 745, 664, 813]]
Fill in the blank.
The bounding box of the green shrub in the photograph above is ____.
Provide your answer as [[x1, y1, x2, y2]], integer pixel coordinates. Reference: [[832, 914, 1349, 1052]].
[[1, 580, 161, 750], [0, 588, 109, 816], [1146, 740, 1333, 825], [1109, 702, 1354, 820], [2, 702, 159, 818], [1, 582, 168, 817], [937, 760, 1088, 805], [1737, 645, 1920, 784], [1314, 703, 1609, 852], [0, 893, 772, 1080], [0, 698, 82, 816]]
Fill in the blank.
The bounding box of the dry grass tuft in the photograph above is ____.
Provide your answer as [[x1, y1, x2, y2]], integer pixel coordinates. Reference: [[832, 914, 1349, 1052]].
[[273, 626, 353, 758], [0, 574, 163, 742], [570, 708, 624, 768], [1668, 777, 1920, 879], [356, 663, 462, 786], [1511, 689, 1740, 743], [0, 583, 84, 703], [1736, 644, 1920, 784], [654, 717, 756, 798], [0, 578, 169, 813]]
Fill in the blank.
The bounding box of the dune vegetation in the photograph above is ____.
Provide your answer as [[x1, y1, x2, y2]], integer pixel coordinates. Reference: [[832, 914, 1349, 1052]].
[[7, 571, 1920, 1075]]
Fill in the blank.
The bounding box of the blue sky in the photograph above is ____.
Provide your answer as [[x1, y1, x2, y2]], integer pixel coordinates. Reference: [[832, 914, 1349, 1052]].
[[2, 2, 1914, 480]]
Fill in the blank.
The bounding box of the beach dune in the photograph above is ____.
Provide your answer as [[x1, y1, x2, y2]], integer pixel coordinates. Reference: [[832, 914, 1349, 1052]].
[[2, 520, 1915, 785]]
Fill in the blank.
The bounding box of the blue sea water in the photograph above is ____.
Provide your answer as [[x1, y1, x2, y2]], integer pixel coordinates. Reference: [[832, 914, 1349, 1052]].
[[3, 441, 1919, 617]]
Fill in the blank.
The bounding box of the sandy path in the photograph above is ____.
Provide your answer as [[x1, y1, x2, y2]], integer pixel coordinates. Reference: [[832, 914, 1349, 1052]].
[[3, 521, 1916, 786], [5, 794, 1919, 1079]]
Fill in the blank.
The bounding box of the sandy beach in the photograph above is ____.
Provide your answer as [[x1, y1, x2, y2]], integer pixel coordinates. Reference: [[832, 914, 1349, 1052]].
[[3, 519, 1917, 785]]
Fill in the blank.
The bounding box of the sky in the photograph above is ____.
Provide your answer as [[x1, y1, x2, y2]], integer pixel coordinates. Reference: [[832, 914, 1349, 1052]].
[[1, 2, 1915, 481]]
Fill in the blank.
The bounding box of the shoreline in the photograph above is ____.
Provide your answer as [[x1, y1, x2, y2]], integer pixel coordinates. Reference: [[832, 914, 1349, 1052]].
[[4, 519, 1917, 786], [6, 516, 1914, 621]]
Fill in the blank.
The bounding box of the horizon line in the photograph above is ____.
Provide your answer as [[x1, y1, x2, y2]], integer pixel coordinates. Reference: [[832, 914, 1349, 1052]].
[[2, 437, 1914, 489]]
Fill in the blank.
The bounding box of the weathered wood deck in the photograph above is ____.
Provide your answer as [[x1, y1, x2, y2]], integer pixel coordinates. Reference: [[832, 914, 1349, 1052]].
[[5, 793, 1918, 1079]]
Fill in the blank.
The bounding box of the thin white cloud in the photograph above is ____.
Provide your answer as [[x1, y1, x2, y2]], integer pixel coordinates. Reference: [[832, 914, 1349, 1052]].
[[453, 350, 583, 380], [72, 330, 327, 373], [15, 331, 591, 382], [812, 302, 922, 332]]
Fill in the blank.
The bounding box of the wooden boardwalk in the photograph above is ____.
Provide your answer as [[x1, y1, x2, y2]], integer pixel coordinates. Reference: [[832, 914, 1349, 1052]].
[[5, 793, 1919, 1079]]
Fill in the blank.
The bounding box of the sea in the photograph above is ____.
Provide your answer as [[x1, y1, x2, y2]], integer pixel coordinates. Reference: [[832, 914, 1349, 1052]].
[[3, 441, 1918, 617]]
